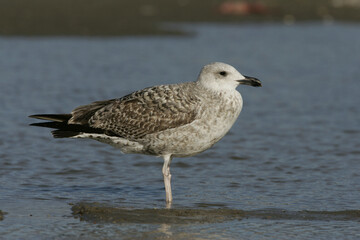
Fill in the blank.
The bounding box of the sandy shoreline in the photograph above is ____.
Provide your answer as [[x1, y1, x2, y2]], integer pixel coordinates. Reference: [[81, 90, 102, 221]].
[[1, 0, 360, 36]]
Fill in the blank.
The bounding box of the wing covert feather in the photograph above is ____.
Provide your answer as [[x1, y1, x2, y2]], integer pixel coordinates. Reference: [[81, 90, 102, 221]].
[[87, 83, 200, 140]]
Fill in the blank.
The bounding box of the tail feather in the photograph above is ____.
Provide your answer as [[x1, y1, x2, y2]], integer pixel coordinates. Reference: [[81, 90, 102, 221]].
[[29, 114, 72, 122], [29, 114, 118, 138], [30, 121, 68, 129]]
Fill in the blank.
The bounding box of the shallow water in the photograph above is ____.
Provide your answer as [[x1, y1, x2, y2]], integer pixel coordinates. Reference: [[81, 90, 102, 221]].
[[1, 23, 360, 239]]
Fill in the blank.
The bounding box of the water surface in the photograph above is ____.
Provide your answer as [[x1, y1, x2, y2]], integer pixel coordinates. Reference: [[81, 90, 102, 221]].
[[0, 23, 360, 239]]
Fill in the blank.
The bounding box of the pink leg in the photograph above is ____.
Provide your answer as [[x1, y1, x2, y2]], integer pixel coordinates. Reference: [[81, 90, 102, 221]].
[[162, 154, 173, 205]]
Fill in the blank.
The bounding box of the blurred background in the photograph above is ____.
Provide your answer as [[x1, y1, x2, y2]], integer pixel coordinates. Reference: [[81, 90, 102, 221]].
[[1, 0, 360, 36]]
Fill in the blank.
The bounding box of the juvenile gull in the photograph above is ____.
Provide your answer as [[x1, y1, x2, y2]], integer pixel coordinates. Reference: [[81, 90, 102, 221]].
[[29, 62, 261, 204]]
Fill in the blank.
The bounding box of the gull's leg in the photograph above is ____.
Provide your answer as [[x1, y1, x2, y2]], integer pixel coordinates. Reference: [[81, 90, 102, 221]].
[[162, 154, 173, 204]]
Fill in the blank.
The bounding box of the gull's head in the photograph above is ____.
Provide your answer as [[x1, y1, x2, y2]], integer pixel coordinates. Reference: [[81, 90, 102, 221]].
[[197, 62, 261, 91]]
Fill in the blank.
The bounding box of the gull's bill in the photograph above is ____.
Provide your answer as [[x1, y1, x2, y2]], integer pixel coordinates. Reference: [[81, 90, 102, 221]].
[[237, 76, 262, 87]]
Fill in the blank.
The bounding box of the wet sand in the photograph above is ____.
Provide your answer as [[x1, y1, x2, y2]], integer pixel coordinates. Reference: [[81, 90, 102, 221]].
[[0, 210, 5, 221], [1, 0, 360, 36], [72, 202, 360, 224], [71, 202, 244, 224]]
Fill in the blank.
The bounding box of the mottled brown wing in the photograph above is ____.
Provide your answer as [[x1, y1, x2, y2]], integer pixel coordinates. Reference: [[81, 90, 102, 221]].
[[68, 100, 115, 125], [71, 83, 200, 140]]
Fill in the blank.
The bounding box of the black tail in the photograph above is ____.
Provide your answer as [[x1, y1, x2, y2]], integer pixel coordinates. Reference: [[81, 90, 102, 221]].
[[29, 114, 117, 138], [30, 114, 79, 138], [29, 114, 72, 122]]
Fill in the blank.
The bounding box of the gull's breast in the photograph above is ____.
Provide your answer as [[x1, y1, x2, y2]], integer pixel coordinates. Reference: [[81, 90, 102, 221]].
[[142, 90, 243, 157]]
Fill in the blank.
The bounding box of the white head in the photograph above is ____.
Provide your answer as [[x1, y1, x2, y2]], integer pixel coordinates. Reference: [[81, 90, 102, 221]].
[[197, 62, 261, 91]]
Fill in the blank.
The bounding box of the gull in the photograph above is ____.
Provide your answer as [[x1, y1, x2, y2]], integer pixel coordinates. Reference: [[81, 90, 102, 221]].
[[29, 62, 261, 205]]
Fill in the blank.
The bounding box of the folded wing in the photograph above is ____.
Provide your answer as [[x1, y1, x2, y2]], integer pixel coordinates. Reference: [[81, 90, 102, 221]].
[[30, 83, 200, 140]]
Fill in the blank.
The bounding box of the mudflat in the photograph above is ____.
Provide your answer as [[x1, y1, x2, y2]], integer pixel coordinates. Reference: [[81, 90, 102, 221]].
[[1, 0, 360, 36], [72, 202, 360, 224]]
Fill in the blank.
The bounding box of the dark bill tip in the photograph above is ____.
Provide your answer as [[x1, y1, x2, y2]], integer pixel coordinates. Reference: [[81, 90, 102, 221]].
[[237, 76, 262, 87]]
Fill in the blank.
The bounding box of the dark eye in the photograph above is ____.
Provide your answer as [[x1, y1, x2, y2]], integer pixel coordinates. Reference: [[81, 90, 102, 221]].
[[219, 71, 227, 76]]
